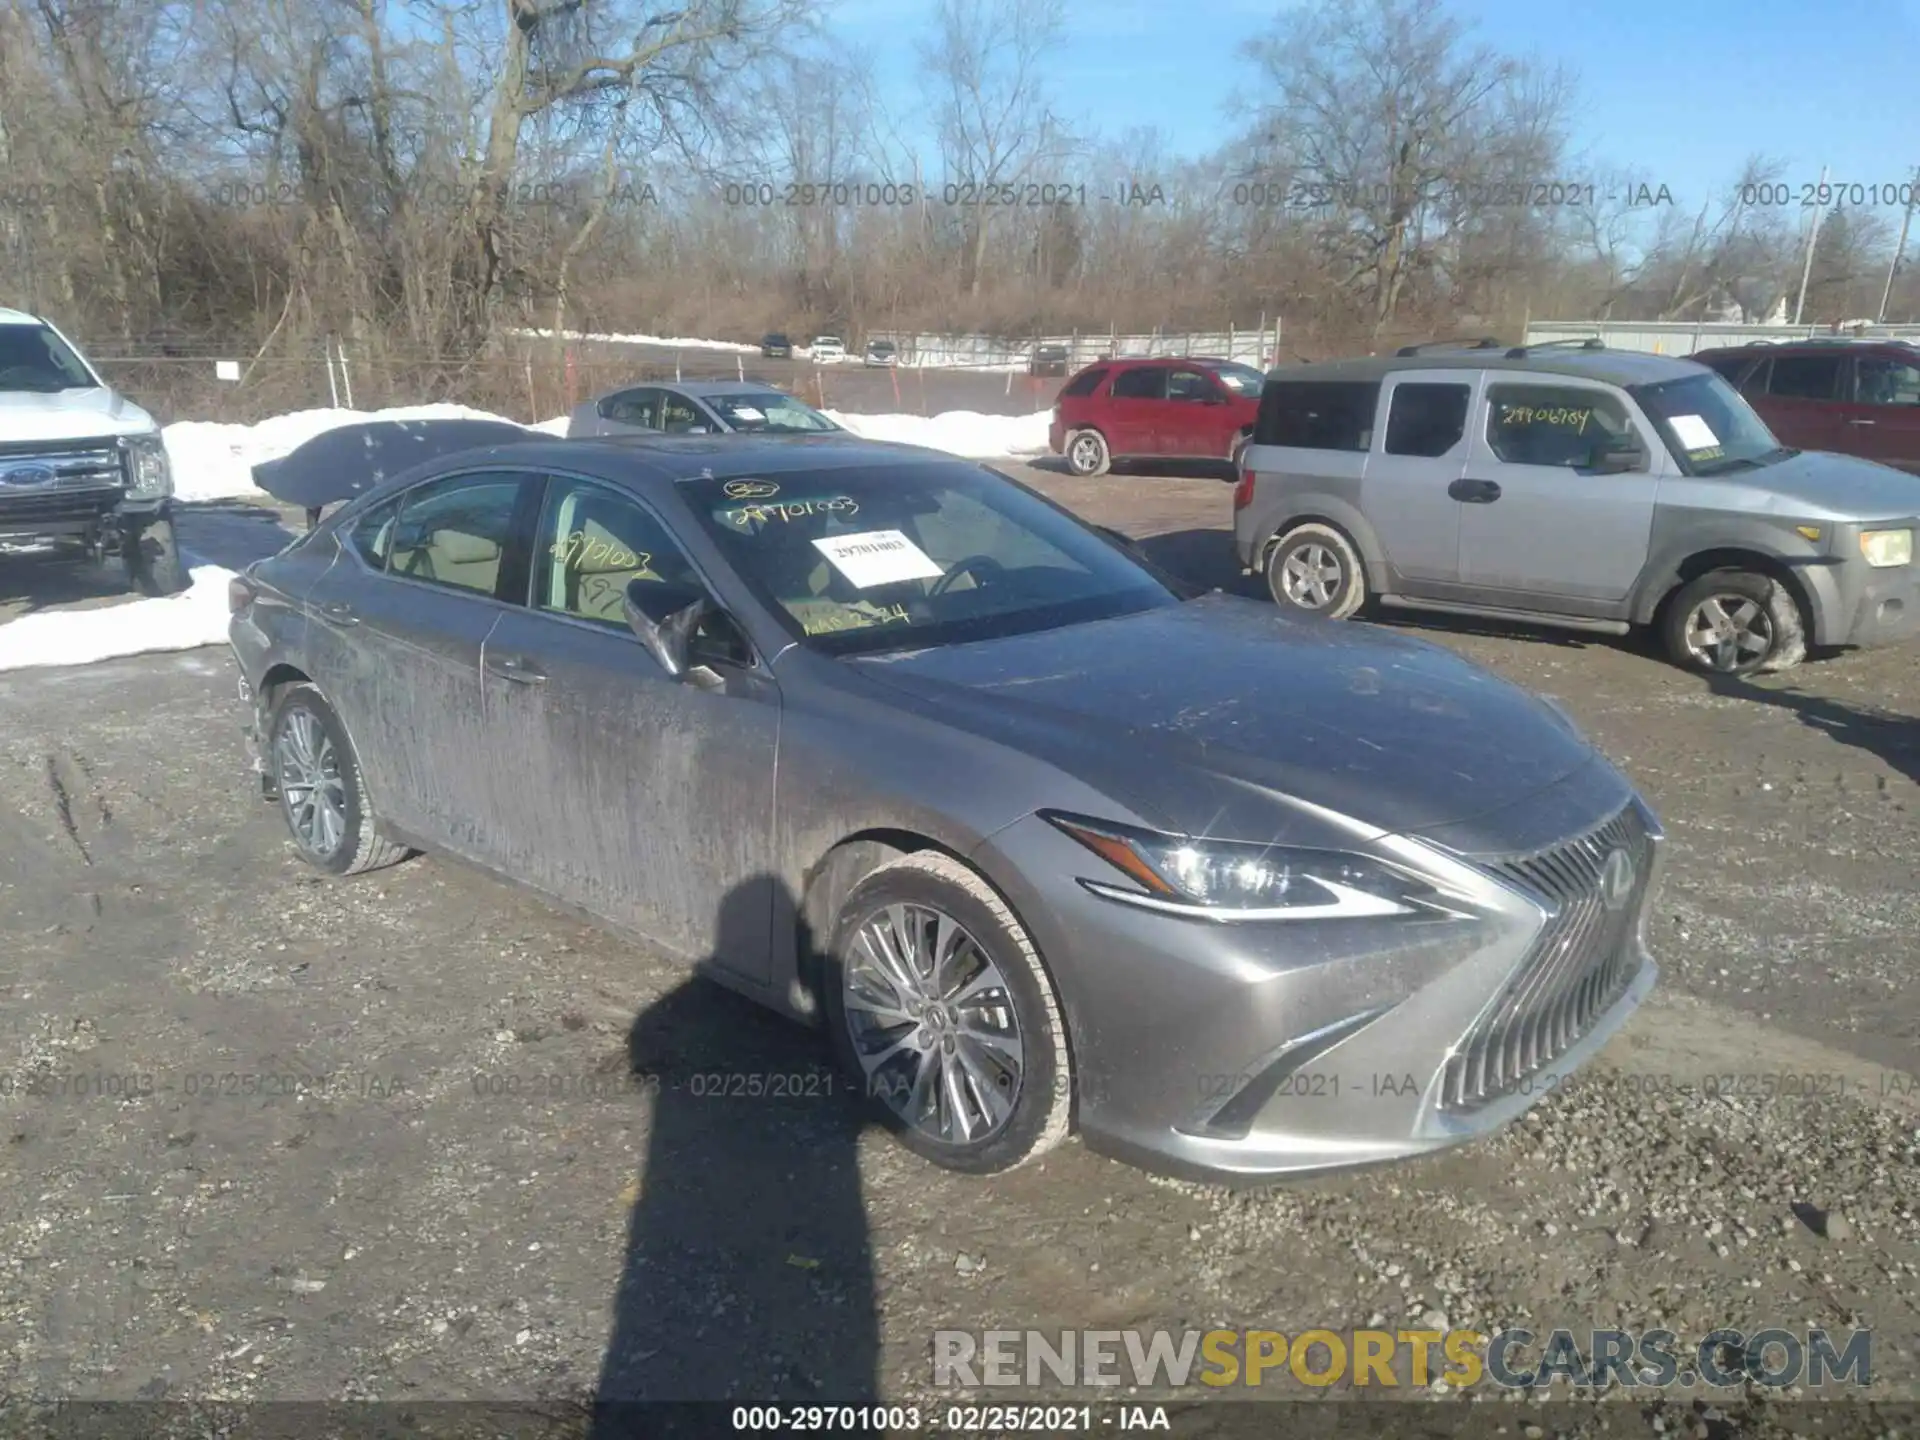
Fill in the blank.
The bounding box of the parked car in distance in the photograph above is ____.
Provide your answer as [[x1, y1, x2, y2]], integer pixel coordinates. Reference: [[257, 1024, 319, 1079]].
[[864, 339, 898, 368], [0, 306, 185, 595], [760, 332, 793, 358], [810, 335, 848, 363], [1050, 356, 1268, 476], [230, 426, 1660, 1183], [568, 380, 841, 438], [1234, 338, 1920, 676], [1689, 338, 1920, 474], [1029, 344, 1070, 377]]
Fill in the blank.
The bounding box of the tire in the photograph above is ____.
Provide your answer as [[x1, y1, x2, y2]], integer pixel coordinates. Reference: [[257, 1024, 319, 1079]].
[[125, 516, 189, 597], [1662, 570, 1805, 677], [1266, 521, 1368, 620], [1064, 428, 1111, 477], [823, 851, 1072, 1175], [265, 683, 412, 876]]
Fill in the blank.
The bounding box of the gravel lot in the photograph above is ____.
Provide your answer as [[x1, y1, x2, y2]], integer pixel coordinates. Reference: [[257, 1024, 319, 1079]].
[[1, 460, 1918, 1436]]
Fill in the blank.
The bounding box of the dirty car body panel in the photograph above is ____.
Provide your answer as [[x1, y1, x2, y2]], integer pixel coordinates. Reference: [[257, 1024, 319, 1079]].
[[231, 429, 1664, 1183]]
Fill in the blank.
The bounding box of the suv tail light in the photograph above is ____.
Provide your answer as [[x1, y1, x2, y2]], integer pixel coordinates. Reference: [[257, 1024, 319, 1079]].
[[1233, 463, 1255, 511]]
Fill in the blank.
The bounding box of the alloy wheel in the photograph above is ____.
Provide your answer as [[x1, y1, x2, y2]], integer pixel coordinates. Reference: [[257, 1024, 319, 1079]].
[[1281, 542, 1345, 609], [275, 708, 348, 859], [1069, 434, 1104, 472], [1683, 593, 1775, 672], [842, 902, 1025, 1147]]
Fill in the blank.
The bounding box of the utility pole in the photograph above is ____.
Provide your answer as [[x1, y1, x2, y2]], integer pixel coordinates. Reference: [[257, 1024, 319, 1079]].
[[1877, 166, 1919, 324], [1792, 164, 1830, 326]]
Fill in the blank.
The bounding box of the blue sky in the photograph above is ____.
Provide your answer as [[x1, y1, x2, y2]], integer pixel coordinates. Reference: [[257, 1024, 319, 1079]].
[[825, 0, 1920, 215]]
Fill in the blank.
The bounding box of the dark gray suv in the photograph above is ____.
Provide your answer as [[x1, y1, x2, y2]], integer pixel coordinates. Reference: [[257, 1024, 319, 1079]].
[[1232, 339, 1920, 676]]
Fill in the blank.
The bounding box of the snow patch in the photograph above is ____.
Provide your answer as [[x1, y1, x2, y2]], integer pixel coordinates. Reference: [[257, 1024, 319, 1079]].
[[0, 560, 235, 672], [824, 408, 1051, 458]]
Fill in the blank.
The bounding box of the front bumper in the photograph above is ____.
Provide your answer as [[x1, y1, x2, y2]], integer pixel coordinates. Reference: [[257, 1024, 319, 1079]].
[[970, 788, 1662, 1184], [1839, 567, 1920, 647]]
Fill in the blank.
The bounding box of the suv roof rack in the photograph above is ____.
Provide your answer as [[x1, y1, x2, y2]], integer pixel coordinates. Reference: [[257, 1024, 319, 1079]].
[[1504, 337, 1606, 358], [1394, 337, 1503, 357]]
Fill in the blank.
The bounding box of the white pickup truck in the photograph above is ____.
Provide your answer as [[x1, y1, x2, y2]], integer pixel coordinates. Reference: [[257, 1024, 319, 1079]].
[[0, 307, 184, 594]]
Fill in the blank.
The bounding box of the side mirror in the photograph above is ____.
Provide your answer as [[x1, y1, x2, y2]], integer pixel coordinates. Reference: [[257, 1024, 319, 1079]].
[[1592, 440, 1647, 475], [623, 578, 713, 679]]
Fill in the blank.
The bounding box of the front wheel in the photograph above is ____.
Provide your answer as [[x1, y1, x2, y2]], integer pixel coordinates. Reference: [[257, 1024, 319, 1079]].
[[267, 684, 413, 876], [824, 851, 1072, 1175], [1266, 522, 1368, 619], [1662, 570, 1806, 676], [124, 516, 189, 597], [1064, 429, 1111, 477]]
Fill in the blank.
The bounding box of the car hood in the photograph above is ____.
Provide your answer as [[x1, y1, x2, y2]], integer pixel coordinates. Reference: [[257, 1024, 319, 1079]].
[[1729, 448, 1920, 520], [0, 386, 157, 442], [849, 593, 1598, 841]]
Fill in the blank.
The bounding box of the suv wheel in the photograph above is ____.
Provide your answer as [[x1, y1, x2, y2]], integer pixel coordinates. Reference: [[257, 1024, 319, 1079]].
[[1266, 522, 1367, 619], [824, 851, 1072, 1175], [1663, 570, 1806, 676], [125, 516, 189, 597], [267, 684, 413, 876], [1065, 429, 1111, 477]]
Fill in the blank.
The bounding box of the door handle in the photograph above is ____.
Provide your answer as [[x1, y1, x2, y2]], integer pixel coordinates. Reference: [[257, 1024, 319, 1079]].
[[1448, 478, 1502, 503], [488, 655, 547, 684], [317, 601, 360, 625], [1846, 418, 1877, 426]]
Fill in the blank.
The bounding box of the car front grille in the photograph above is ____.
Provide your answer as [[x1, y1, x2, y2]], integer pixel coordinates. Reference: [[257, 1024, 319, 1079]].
[[1438, 802, 1656, 1112], [0, 439, 127, 533]]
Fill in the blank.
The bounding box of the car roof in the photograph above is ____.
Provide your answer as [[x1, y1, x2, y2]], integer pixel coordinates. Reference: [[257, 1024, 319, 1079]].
[[1693, 338, 1920, 358], [0, 308, 45, 326], [671, 379, 791, 398], [1265, 346, 1703, 387]]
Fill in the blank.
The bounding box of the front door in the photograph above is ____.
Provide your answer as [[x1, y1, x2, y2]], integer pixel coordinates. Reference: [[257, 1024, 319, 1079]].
[[1359, 372, 1478, 588], [304, 470, 534, 856], [1840, 353, 1920, 473], [1163, 368, 1235, 457], [1456, 382, 1659, 606], [479, 473, 781, 983]]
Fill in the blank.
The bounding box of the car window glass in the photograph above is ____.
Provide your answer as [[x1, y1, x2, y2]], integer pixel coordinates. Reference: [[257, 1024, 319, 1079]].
[[602, 389, 660, 429], [534, 478, 702, 629], [348, 497, 401, 569], [1167, 370, 1214, 401], [389, 473, 524, 596], [1485, 386, 1636, 470], [1110, 367, 1167, 400], [1061, 367, 1109, 397], [0, 324, 94, 390], [1766, 355, 1842, 400], [1253, 381, 1378, 451], [1857, 357, 1920, 405], [1384, 382, 1471, 457], [660, 395, 707, 433]]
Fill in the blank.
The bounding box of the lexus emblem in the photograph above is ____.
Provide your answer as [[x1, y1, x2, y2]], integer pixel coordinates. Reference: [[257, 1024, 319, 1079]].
[[1599, 848, 1636, 910], [0, 463, 55, 488], [723, 479, 780, 500]]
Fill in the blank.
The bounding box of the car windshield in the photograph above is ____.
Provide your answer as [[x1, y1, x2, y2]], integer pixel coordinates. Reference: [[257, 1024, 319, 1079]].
[[0, 324, 97, 392], [1631, 372, 1788, 475], [680, 461, 1183, 655], [702, 391, 840, 434], [1210, 363, 1266, 395]]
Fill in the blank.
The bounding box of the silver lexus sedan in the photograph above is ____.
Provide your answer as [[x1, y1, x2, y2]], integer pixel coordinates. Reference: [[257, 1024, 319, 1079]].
[[228, 429, 1661, 1182]]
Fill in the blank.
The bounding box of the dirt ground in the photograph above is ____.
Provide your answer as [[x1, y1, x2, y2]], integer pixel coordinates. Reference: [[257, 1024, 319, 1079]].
[[1, 457, 1918, 1436]]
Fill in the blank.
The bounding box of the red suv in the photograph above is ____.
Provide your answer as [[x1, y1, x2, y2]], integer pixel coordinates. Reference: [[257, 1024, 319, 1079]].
[[1048, 356, 1266, 476], [1689, 339, 1920, 474]]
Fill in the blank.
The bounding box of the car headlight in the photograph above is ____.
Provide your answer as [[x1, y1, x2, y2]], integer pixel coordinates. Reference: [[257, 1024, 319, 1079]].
[[1860, 528, 1912, 567], [124, 434, 173, 498], [1042, 812, 1461, 922]]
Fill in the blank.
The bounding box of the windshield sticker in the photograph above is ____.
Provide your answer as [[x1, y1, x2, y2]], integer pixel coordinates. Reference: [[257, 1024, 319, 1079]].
[[552, 531, 650, 573], [1668, 414, 1720, 452], [721, 496, 859, 528], [801, 602, 911, 635], [812, 530, 945, 588], [723, 479, 780, 500], [1498, 403, 1592, 432], [729, 406, 767, 422]]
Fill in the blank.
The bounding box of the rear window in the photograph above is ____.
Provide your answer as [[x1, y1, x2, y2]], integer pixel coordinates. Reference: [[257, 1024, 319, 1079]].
[[1695, 353, 1754, 384], [1061, 367, 1110, 398], [1766, 354, 1843, 400], [1254, 381, 1381, 452], [1110, 367, 1168, 400]]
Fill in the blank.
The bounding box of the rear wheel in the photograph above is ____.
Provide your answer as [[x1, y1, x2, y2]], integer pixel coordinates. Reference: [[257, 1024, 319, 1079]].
[[1662, 570, 1806, 676], [1266, 522, 1368, 619], [824, 851, 1072, 1175], [267, 684, 412, 876], [1064, 429, 1111, 477]]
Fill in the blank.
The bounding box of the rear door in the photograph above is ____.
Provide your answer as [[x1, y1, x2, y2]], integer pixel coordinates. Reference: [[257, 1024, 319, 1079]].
[[1838, 352, 1920, 472], [1455, 381, 1659, 606], [1360, 371, 1479, 587], [598, 387, 665, 436], [1749, 351, 1847, 453], [304, 470, 539, 855], [1163, 367, 1237, 457], [1104, 365, 1167, 455]]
